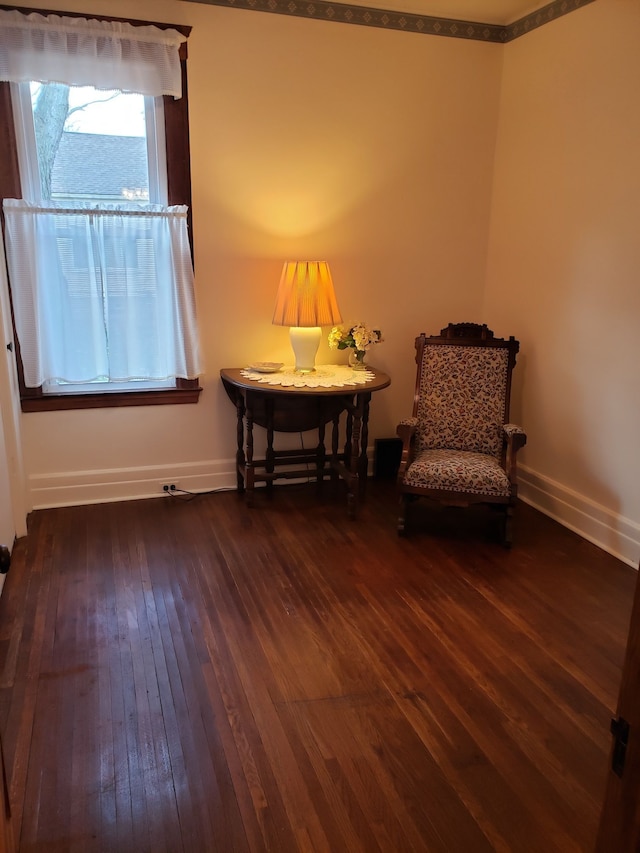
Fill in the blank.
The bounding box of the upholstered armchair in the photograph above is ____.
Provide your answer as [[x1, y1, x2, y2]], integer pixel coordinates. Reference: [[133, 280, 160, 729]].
[[396, 323, 526, 546]]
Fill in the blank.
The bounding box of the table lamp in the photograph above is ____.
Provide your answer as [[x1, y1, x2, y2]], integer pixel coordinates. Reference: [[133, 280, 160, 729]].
[[272, 261, 342, 373]]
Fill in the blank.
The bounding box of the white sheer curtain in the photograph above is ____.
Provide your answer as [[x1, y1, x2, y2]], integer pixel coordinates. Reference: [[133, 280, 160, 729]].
[[0, 9, 202, 388], [0, 8, 186, 97], [3, 200, 201, 386]]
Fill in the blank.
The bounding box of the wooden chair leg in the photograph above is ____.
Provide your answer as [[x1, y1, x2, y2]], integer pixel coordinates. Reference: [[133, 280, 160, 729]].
[[502, 505, 514, 548], [398, 495, 408, 536]]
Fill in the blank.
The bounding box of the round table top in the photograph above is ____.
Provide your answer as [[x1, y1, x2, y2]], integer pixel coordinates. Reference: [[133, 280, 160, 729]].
[[220, 366, 391, 396]]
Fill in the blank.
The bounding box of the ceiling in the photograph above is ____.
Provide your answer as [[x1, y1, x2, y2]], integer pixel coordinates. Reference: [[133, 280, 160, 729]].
[[339, 0, 553, 26]]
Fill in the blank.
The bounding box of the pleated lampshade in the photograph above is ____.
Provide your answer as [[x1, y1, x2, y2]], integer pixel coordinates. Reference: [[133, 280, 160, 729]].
[[272, 261, 342, 329]]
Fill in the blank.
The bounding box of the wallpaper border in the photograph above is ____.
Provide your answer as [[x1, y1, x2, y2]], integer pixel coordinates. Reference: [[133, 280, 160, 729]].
[[181, 0, 597, 42]]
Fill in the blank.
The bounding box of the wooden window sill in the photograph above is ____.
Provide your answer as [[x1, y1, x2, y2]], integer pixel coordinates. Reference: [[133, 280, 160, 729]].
[[20, 384, 202, 412]]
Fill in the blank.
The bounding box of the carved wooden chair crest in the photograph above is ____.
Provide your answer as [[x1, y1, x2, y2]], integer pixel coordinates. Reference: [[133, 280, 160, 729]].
[[396, 323, 526, 546]]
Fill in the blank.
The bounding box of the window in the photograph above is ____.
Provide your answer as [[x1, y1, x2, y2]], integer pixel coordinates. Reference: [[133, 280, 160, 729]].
[[0, 8, 201, 411], [14, 83, 167, 206]]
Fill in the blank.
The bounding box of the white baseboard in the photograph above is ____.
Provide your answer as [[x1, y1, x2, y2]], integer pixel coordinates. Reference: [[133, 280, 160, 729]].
[[28, 459, 239, 509], [27, 444, 383, 511], [518, 465, 640, 569], [27, 455, 341, 510], [29, 458, 640, 570]]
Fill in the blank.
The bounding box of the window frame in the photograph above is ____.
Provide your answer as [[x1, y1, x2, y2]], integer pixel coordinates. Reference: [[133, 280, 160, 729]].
[[0, 5, 201, 412]]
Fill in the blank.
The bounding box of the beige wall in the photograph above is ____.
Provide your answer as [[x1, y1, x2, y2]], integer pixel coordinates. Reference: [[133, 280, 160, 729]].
[[484, 0, 640, 564], [14, 0, 502, 504]]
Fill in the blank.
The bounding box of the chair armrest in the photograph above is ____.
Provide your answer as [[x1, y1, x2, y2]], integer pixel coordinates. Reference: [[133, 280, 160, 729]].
[[396, 418, 418, 481], [397, 417, 418, 435], [504, 423, 526, 439], [503, 423, 527, 483]]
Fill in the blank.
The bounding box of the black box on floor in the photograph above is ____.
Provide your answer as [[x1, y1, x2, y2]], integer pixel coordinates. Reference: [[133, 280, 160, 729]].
[[374, 437, 403, 479]]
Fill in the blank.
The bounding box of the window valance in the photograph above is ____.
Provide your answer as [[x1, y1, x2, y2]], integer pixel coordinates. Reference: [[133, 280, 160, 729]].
[[0, 8, 186, 98]]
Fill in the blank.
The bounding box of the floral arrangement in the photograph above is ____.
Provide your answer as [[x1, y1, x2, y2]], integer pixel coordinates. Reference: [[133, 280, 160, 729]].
[[328, 323, 383, 354]]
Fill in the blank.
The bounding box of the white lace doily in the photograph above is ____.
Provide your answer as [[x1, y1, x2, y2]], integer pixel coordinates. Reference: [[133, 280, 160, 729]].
[[240, 364, 375, 387]]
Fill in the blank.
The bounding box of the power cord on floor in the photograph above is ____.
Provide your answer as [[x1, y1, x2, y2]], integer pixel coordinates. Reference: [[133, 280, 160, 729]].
[[163, 486, 236, 502]]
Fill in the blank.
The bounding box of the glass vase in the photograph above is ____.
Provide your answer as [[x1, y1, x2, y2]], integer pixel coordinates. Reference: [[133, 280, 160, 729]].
[[349, 349, 367, 370]]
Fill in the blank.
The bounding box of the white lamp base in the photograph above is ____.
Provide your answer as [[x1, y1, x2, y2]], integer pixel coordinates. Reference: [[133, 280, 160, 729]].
[[289, 326, 321, 373]]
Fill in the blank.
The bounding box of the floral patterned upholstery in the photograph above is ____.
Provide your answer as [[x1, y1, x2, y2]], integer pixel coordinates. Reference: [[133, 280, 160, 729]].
[[415, 345, 509, 459], [403, 449, 511, 497]]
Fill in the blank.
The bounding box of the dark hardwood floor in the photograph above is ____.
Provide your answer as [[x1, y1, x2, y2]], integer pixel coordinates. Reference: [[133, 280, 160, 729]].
[[0, 479, 634, 852]]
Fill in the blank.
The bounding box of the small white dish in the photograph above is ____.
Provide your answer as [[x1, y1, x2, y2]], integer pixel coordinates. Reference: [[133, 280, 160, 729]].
[[248, 361, 284, 373]]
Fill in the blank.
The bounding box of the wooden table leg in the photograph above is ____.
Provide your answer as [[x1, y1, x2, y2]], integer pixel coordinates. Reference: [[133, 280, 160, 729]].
[[235, 394, 246, 494], [330, 415, 340, 483], [344, 410, 353, 467], [358, 393, 372, 498], [342, 392, 373, 516], [245, 398, 255, 508], [265, 397, 275, 498], [316, 420, 326, 492], [347, 407, 361, 519]]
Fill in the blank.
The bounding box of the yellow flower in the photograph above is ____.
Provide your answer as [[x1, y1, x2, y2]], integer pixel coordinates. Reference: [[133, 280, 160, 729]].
[[328, 325, 345, 349]]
